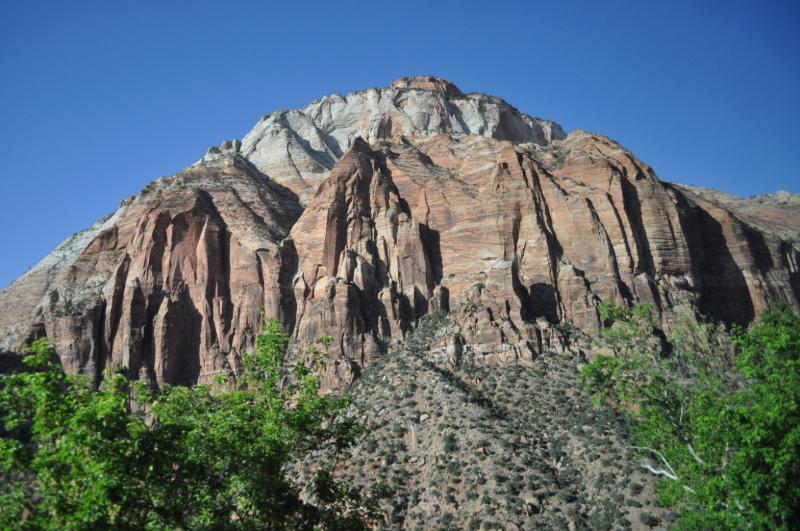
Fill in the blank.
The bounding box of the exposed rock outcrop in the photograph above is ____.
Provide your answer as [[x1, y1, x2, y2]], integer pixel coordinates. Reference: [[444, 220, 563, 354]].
[[288, 138, 435, 387], [1, 76, 798, 390], [235, 76, 565, 204], [0, 156, 301, 386]]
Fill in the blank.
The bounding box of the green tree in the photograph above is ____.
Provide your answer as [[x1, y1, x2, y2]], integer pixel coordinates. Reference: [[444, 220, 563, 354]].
[[581, 303, 800, 529], [0, 319, 371, 530]]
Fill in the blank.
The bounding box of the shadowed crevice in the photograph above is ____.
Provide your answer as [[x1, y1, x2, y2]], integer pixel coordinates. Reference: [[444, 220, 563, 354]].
[[620, 173, 656, 276], [279, 239, 299, 334], [694, 209, 754, 324]]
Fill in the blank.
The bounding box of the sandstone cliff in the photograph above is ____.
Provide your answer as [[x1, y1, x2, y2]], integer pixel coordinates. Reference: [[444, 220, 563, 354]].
[[1, 77, 798, 388], [0, 156, 301, 386]]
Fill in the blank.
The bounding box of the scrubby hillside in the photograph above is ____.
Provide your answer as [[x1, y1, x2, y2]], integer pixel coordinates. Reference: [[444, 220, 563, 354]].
[[300, 314, 673, 529]]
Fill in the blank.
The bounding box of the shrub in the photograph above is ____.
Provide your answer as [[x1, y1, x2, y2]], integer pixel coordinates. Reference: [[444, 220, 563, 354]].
[[0, 321, 371, 529], [581, 304, 800, 529], [443, 433, 457, 453]]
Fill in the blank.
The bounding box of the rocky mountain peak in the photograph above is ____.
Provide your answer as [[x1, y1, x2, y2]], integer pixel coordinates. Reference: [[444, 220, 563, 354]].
[[238, 77, 566, 203], [390, 75, 464, 97]]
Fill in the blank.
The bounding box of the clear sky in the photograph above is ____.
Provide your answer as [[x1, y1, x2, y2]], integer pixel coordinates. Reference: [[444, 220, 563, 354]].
[[1, 0, 798, 289]]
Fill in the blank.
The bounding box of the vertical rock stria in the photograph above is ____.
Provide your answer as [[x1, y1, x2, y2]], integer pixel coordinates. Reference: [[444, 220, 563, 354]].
[[1, 77, 798, 389], [0, 156, 301, 387]]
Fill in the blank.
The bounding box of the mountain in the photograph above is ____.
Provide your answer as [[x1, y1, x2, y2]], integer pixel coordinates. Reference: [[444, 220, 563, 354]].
[[1, 76, 798, 392]]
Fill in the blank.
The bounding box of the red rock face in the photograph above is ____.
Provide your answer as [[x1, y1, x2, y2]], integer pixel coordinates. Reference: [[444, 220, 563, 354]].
[[1, 78, 798, 389], [287, 138, 436, 387], [286, 130, 799, 388], [0, 156, 302, 387]]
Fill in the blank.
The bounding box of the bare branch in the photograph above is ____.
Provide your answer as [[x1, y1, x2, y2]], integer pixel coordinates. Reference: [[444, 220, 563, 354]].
[[628, 445, 679, 480], [687, 444, 706, 466], [640, 463, 678, 481]]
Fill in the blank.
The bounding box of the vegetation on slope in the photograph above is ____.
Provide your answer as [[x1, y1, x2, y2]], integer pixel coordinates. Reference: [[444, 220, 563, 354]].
[[305, 313, 672, 529], [581, 302, 800, 529], [0, 320, 371, 530], [3, 300, 796, 530]]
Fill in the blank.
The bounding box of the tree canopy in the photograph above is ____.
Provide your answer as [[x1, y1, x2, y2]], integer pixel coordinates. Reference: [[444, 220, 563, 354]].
[[581, 303, 800, 529], [0, 320, 371, 530]]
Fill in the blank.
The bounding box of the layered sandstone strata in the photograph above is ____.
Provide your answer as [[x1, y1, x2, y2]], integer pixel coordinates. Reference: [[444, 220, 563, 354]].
[[0, 156, 301, 386], [1, 77, 798, 388]]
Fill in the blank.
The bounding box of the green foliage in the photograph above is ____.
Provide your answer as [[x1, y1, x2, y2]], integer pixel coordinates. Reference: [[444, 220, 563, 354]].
[[581, 303, 800, 529], [0, 320, 371, 530], [443, 433, 457, 454]]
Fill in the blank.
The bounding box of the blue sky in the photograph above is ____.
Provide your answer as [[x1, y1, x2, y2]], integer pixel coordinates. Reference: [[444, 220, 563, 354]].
[[1, 0, 798, 289]]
